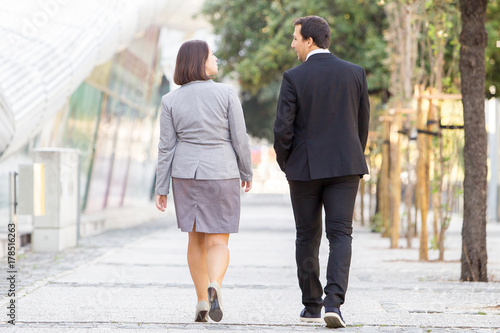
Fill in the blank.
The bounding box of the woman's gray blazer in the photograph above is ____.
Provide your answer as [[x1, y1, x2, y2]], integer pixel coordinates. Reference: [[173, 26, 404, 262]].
[[155, 80, 253, 195]]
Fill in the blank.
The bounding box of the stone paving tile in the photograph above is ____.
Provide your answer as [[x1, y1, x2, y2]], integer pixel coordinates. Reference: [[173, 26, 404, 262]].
[[1, 194, 500, 332], [0, 219, 170, 301], [1, 322, 498, 332]]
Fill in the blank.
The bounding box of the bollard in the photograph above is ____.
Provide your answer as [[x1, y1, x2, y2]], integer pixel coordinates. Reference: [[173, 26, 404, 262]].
[[32, 148, 79, 252]]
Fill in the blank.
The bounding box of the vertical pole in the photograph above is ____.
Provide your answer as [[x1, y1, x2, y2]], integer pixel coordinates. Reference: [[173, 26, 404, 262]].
[[77, 154, 81, 245], [82, 92, 106, 212], [497, 98, 500, 222], [486, 98, 499, 223], [428, 98, 439, 240], [360, 178, 365, 226]]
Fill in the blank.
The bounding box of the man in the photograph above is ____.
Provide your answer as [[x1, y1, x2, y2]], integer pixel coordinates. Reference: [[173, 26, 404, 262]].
[[273, 16, 369, 328]]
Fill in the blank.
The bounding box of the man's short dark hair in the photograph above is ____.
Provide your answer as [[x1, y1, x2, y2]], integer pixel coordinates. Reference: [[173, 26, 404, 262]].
[[294, 16, 331, 49], [174, 40, 211, 85]]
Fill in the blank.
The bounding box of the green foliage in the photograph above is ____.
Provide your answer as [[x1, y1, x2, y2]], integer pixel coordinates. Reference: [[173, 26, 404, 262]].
[[370, 212, 384, 233], [430, 235, 439, 250], [241, 82, 281, 141], [421, 0, 461, 93], [201, 0, 499, 141], [419, 0, 499, 96], [202, 0, 389, 139], [203, 0, 388, 93]]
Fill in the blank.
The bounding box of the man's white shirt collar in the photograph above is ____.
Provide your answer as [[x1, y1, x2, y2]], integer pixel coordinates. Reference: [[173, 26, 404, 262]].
[[306, 48, 330, 61]]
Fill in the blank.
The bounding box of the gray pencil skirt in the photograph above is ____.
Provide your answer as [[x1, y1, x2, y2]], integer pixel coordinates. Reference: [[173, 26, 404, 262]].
[[171, 177, 241, 233]]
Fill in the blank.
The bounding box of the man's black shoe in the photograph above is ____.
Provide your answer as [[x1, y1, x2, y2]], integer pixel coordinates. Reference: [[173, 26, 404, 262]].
[[324, 307, 346, 328], [299, 308, 322, 323]]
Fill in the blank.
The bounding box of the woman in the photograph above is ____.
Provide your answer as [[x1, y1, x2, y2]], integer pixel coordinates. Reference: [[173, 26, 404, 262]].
[[155, 40, 253, 323]]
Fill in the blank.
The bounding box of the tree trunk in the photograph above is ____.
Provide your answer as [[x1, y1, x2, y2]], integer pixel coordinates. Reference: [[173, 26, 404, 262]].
[[390, 113, 401, 248], [369, 153, 375, 222], [417, 94, 429, 261], [404, 113, 414, 249], [381, 119, 391, 237], [459, 0, 488, 282], [427, 99, 440, 242], [438, 226, 445, 261]]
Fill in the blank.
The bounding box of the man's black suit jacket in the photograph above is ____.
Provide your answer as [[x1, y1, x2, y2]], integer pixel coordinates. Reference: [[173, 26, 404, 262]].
[[273, 53, 370, 180]]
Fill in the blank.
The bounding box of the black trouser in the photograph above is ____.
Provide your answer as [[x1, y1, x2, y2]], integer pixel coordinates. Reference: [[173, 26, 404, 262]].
[[289, 175, 360, 314]]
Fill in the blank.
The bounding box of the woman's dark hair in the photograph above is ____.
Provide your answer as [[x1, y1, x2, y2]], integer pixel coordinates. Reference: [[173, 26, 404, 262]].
[[294, 16, 331, 49], [173, 40, 211, 85]]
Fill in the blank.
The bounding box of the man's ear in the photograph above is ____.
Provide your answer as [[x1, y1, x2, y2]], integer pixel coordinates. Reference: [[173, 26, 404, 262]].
[[307, 37, 315, 47]]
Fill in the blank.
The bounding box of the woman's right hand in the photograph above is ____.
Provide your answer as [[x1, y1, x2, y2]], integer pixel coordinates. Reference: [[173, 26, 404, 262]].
[[156, 194, 167, 212], [242, 180, 252, 192]]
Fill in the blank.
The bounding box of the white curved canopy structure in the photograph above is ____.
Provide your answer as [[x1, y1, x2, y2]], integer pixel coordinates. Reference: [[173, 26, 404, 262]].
[[0, 0, 175, 160]]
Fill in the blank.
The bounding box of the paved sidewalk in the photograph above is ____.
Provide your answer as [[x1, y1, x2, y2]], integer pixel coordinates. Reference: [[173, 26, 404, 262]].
[[1, 193, 499, 332]]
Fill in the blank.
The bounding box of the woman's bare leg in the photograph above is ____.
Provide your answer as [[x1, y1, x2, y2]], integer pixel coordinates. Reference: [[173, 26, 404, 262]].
[[187, 229, 209, 302], [205, 233, 230, 286]]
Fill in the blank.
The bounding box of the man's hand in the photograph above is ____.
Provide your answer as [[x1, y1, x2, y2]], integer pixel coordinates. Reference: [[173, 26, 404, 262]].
[[241, 180, 252, 192], [156, 194, 167, 212]]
